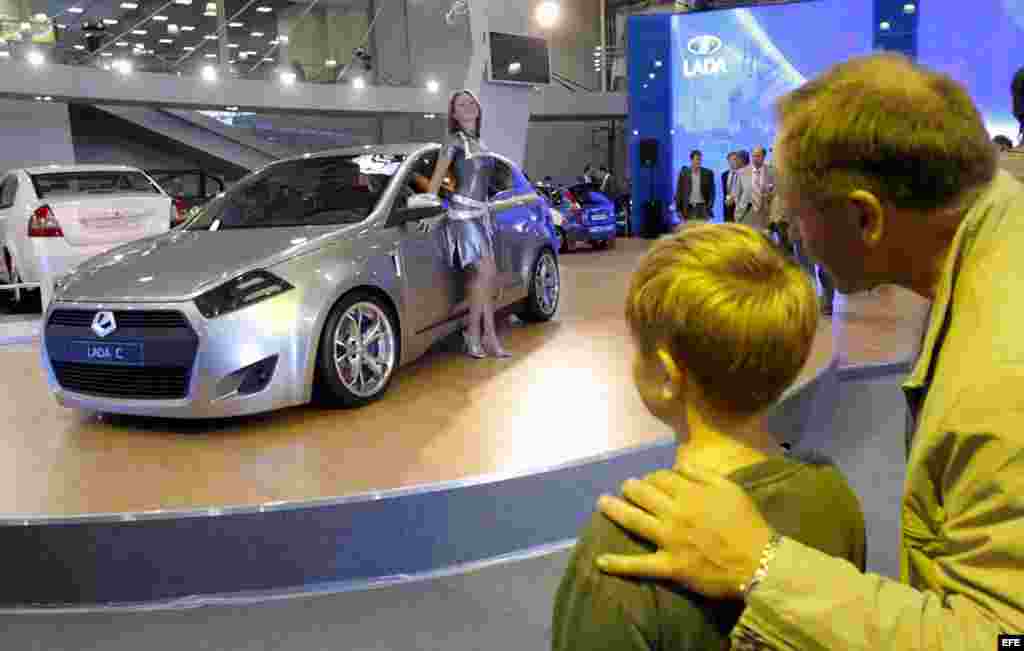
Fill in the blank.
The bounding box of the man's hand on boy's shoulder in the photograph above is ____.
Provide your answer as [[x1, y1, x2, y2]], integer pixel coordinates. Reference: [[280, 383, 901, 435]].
[[594, 466, 773, 601]]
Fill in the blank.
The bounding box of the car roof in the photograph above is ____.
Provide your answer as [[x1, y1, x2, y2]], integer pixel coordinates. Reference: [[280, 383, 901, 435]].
[[278, 143, 520, 169], [22, 164, 144, 175]]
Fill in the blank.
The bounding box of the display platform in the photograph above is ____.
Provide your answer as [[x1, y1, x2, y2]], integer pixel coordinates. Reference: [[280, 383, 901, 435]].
[[0, 238, 932, 609]]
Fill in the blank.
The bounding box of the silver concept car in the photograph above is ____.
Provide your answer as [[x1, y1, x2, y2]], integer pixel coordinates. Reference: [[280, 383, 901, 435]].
[[41, 144, 561, 418]]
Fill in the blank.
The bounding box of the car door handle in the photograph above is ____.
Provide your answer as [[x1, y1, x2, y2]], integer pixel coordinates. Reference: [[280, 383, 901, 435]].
[[390, 249, 402, 278]]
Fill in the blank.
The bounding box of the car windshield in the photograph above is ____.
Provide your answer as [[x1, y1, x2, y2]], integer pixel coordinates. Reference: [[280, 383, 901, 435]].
[[31, 171, 161, 197], [185, 153, 406, 231]]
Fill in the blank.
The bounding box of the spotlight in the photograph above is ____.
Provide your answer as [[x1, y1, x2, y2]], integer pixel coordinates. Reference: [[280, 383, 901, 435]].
[[352, 76, 365, 89], [535, 1, 559, 29], [903, 3, 916, 14], [280, 70, 296, 85], [879, 21, 891, 30], [201, 64, 217, 81], [426, 79, 440, 93], [26, 50, 44, 66], [654, 60, 662, 68]]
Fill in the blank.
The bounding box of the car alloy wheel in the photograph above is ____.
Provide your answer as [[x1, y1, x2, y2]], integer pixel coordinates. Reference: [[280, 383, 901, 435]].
[[316, 292, 399, 407], [518, 249, 559, 322]]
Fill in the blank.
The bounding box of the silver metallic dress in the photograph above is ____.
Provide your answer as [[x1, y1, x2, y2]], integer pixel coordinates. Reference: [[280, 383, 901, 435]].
[[443, 130, 497, 270]]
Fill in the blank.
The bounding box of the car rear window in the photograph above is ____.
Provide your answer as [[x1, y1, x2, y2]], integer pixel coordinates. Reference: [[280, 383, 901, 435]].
[[31, 171, 160, 198]]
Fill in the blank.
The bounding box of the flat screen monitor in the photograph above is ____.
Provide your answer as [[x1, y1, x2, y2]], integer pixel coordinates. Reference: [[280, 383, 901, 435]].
[[488, 31, 551, 86]]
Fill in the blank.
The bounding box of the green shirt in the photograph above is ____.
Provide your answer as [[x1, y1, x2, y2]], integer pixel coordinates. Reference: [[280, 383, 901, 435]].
[[552, 451, 866, 651]]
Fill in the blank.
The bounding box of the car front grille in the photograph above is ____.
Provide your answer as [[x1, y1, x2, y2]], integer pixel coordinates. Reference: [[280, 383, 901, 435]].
[[45, 309, 198, 401], [51, 362, 191, 400], [48, 309, 190, 329]]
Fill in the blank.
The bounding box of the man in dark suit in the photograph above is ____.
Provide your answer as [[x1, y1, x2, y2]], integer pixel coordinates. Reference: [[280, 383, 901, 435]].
[[675, 149, 715, 221], [721, 151, 740, 222]]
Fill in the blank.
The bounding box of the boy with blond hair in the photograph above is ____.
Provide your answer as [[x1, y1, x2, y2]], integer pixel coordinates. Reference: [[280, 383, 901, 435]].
[[551, 223, 865, 650]]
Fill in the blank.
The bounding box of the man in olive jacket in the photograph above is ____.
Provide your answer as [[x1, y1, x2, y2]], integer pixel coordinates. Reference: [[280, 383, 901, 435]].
[[594, 53, 1024, 650]]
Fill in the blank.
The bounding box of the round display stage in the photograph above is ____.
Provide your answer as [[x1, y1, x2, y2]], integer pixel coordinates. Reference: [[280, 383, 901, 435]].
[[0, 238, 844, 609]]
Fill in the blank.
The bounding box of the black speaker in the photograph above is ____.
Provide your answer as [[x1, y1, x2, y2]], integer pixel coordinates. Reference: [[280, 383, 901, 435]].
[[639, 139, 659, 169], [642, 199, 663, 239]]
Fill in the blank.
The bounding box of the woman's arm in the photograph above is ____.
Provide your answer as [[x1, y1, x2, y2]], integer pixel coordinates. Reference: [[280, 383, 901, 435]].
[[426, 153, 452, 195]]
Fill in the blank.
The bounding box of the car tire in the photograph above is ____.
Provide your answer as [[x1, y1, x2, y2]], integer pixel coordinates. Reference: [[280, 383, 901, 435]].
[[517, 248, 560, 323], [556, 226, 569, 254], [592, 240, 609, 250], [314, 291, 401, 408]]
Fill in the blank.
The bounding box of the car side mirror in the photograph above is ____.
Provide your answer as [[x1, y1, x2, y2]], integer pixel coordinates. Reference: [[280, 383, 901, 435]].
[[389, 205, 445, 227]]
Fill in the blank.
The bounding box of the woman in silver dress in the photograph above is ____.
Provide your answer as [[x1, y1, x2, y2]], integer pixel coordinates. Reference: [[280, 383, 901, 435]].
[[426, 90, 510, 359]]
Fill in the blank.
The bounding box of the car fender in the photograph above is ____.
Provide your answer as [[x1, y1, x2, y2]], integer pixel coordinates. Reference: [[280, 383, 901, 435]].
[[270, 238, 405, 404]]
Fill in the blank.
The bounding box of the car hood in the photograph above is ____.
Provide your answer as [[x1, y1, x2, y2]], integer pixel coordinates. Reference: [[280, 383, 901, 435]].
[[55, 225, 356, 303]]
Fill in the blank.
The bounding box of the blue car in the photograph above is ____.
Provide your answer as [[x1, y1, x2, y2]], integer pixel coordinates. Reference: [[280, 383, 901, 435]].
[[541, 183, 617, 253]]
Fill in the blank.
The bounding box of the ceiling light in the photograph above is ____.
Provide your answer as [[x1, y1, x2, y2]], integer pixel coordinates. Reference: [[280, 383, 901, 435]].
[[426, 79, 440, 93], [205, 53, 217, 58], [181, 25, 195, 31], [649, 72, 655, 79], [642, 83, 648, 89], [120, 2, 138, 8], [152, 15, 168, 21], [183, 46, 195, 51], [112, 59, 132, 74], [251, 31, 263, 37], [879, 21, 891, 30], [256, 6, 272, 12], [26, 50, 44, 65], [508, 61, 522, 75], [174, 0, 192, 4], [0, 51, 10, 58], [227, 43, 239, 48], [424, 113, 436, 119], [280, 70, 296, 85], [201, 64, 217, 81], [279, 35, 288, 43], [57, 23, 67, 29], [72, 44, 84, 50], [101, 51, 113, 57], [903, 3, 916, 13], [68, 7, 84, 13], [229, 21, 243, 27], [102, 18, 119, 25], [159, 38, 173, 44], [116, 41, 129, 46], [269, 38, 279, 45], [535, 1, 560, 29], [352, 76, 365, 89], [226, 105, 238, 111], [654, 60, 662, 67], [325, 58, 337, 66], [43, 96, 52, 101], [262, 57, 274, 62], [204, 34, 218, 40], [132, 29, 147, 35], [168, 24, 179, 33], [633, 130, 639, 136], [204, 10, 216, 16], [206, 2, 216, 9]]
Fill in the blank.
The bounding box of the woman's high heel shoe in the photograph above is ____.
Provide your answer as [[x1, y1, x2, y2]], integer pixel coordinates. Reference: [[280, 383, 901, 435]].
[[464, 332, 487, 359], [485, 338, 512, 359]]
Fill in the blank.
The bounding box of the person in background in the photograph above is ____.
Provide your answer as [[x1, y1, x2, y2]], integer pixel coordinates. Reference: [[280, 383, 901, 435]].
[[993, 135, 1014, 152], [551, 223, 865, 651], [582, 164, 595, 185], [734, 146, 775, 230], [594, 53, 1024, 650], [736, 149, 751, 169], [674, 150, 715, 222], [722, 152, 741, 222], [598, 165, 617, 198]]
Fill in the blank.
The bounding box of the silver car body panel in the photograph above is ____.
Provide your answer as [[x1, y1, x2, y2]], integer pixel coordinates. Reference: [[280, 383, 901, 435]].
[[41, 143, 557, 418]]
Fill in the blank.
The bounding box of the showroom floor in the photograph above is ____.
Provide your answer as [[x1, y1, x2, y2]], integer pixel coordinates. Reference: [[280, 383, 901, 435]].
[[0, 238, 930, 517]]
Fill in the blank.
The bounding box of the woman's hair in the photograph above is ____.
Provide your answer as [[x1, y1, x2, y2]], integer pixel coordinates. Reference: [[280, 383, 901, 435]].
[[448, 89, 483, 136], [625, 223, 818, 416]]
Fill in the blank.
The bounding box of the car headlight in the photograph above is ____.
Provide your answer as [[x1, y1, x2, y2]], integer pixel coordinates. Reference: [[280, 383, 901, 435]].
[[194, 270, 294, 319]]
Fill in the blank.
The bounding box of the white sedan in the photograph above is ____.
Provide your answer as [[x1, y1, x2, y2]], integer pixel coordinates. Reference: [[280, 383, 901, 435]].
[[0, 164, 175, 310]]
